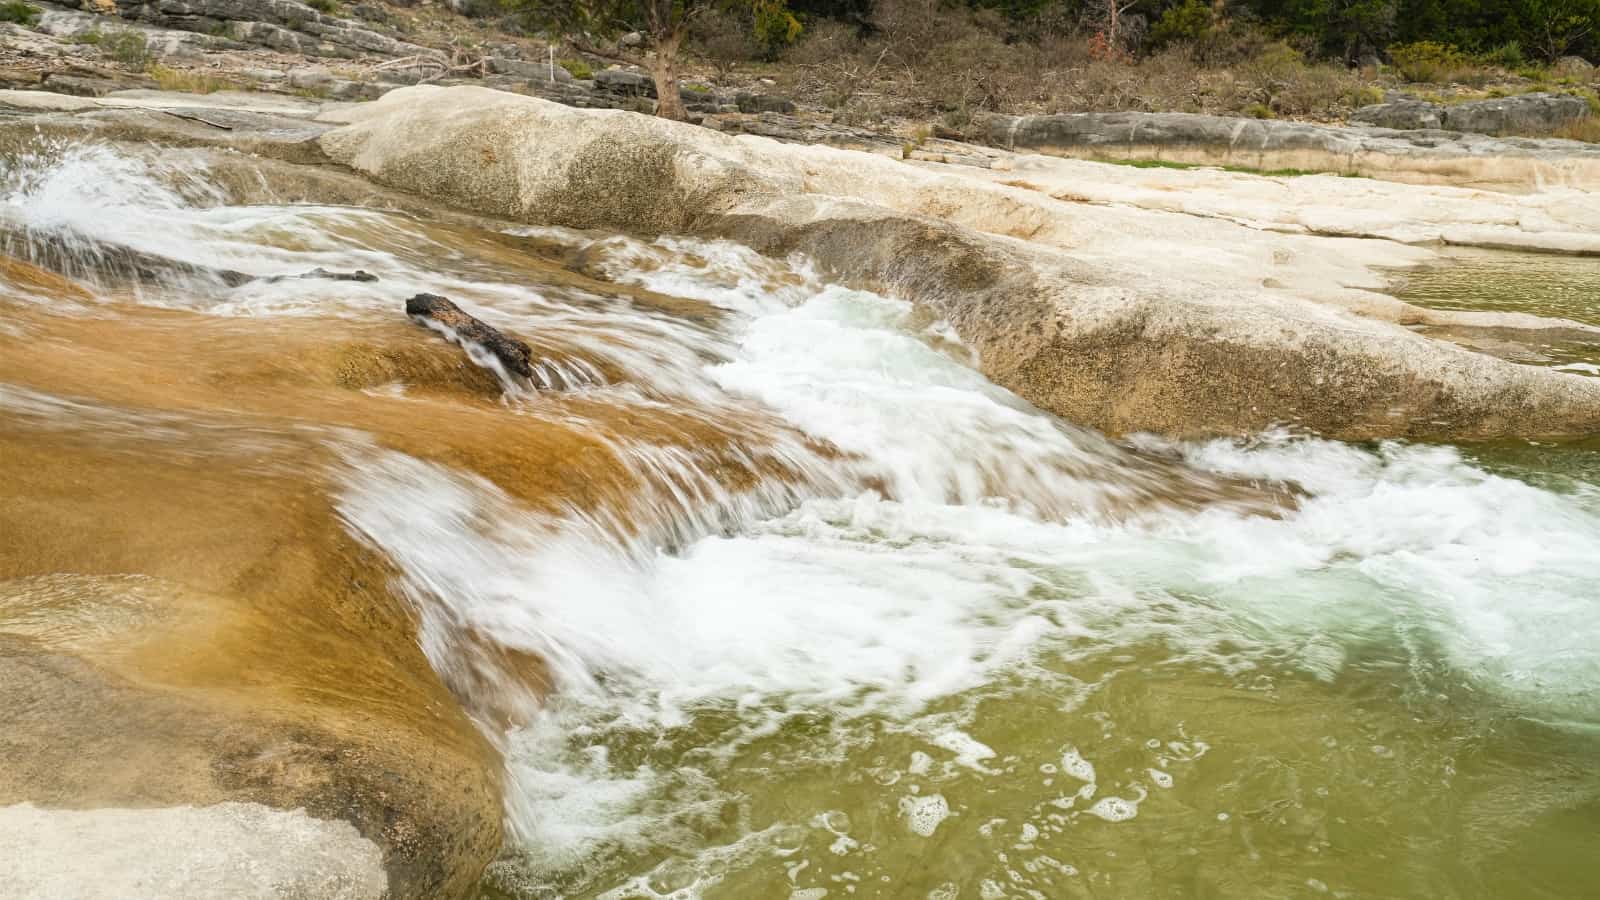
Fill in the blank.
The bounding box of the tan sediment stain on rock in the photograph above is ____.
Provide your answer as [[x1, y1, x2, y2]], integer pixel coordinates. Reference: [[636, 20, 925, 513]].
[[0, 282, 806, 897]]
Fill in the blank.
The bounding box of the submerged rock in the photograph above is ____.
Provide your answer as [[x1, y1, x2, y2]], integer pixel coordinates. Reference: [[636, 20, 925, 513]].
[[406, 292, 535, 380], [322, 86, 1600, 440]]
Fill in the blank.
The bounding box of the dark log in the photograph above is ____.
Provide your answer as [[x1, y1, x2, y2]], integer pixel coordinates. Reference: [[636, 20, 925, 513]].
[[404, 293, 534, 380]]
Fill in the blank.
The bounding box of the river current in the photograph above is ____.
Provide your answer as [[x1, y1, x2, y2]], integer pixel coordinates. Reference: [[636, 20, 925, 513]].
[[4, 144, 1599, 899]]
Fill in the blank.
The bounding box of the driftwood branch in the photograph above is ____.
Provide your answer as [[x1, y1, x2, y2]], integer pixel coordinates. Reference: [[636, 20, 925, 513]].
[[405, 293, 534, 380]]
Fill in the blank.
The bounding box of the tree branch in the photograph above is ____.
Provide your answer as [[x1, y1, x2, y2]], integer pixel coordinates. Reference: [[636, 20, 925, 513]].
[[568, 36, 645, 68]]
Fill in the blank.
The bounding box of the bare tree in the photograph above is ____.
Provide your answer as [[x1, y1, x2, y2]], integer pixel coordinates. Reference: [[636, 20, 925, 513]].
[[508, 0, 799, 120]]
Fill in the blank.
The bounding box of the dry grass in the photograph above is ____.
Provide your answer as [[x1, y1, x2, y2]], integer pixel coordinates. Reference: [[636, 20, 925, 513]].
[[772, 2, 1379, 133], [1552, 117, 1600, 142], [147, 64, 238, 94]]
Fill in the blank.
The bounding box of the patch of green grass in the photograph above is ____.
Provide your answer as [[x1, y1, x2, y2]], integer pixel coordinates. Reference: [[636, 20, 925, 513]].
[[69, 29, 102, 45], [0, 1, 40, 26], [102, 28, 152, 68], [682, 82, 711, 95], [146, 63, 236, 94], [306, 0, 339, 13], [1244, 101, 1277, 119], [558, 58, 592, 80], [1101, 157, 1363, 178]]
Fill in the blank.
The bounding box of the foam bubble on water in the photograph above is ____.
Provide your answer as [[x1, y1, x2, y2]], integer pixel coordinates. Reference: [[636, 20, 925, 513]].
[[932, 730, 1000, 775], [1059, 748, 1096, 784], [900, 794, 951, 837], [1085, 786, 1147, 823], [908, 751, 933, 776], [1148, 769, 1174, 789]]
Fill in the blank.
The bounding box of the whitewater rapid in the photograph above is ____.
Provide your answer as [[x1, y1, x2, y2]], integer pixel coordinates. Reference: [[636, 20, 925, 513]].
[[6, 144, 1599, 898]]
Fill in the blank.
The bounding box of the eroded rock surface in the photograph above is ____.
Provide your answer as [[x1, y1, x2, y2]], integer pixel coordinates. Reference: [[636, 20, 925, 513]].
[[986, 110, 1600, 192], [1353, 92, 1590, 136], [319, 86, 1600, 440], [0, 801, 387, 900]]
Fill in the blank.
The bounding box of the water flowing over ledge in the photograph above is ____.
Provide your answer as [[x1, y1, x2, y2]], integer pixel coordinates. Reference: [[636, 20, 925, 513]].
[[318, 85, 1600, 441], [2, 107, 1599, 899]]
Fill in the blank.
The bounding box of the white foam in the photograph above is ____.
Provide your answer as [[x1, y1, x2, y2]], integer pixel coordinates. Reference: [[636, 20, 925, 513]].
[[931, 730, 1000, 775], [1059, 748, 1096, 784], [900, 794, 951, 837], [1085, 787, 1147, 823]]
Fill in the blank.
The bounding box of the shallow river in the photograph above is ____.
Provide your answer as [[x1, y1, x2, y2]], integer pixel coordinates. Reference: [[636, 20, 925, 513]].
[[4, 145, 1599, 899]]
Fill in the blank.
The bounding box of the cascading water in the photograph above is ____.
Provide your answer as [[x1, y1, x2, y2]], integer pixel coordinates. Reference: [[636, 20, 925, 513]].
[[4, 145, 1599, 899]]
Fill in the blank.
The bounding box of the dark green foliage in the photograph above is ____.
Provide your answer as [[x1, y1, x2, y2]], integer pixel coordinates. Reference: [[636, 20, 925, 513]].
[[1149, 0, 1214, 47], [785, 0, 1598, 64], [0, 1, 40, 26]]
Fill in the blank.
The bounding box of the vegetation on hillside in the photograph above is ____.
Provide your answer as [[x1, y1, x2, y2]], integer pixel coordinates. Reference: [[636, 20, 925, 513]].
[[463, 0, 1594, 125]]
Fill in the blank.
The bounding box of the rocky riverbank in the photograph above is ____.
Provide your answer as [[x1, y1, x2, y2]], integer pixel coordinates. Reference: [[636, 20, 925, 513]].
[[310, 85, 1600, 439], [5, 13, 1600, 894]]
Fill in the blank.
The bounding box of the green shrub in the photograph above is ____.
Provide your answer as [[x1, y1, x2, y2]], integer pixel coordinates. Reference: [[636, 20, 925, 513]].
[[0, 1, 40, 26], [558, 58, 592, 79], [307, 0, 338, 13], [69, 29, 103, 44], [1244, 101, 1276, 118], [102, 29, 152, 68], [1346, 84, 1385, 107], [1479, 41, 1524, 69], [1150, 0, 1213, 49], [1387, 41, 1469, 83]]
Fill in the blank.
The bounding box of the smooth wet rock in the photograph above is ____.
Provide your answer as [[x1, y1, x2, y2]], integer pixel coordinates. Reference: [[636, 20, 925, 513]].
[[407, 292, 535, 380], [321, 86, 1600, 440]]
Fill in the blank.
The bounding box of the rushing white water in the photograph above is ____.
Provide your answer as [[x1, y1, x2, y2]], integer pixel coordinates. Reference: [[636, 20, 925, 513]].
[[8, 146, 1600, 898], [338, 228, 1600, 893]]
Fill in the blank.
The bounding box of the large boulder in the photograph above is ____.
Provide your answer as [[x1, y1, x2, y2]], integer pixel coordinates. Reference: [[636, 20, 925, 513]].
[[1353, 93, 1590, 136], [1350, 98, 1444, 130], [1441, 92, 1590, 136], [319, 86, 1600, 440]]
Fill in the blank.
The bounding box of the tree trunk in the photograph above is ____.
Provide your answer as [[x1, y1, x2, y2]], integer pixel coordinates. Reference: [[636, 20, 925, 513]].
[[649, 28, 687, 121]]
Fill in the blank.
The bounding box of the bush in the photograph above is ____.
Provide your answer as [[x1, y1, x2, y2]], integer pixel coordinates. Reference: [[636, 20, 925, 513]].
[[1150, 0, 1213, 49], [306, 0, 338, 13], [0, 1, 40, 26], [1479, 41, 1524, 68], [1244, 101, 1276, 118], [558, 58, 592, 80], [102, 29, 152, 68], [1387, 41, 1469, 83]]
